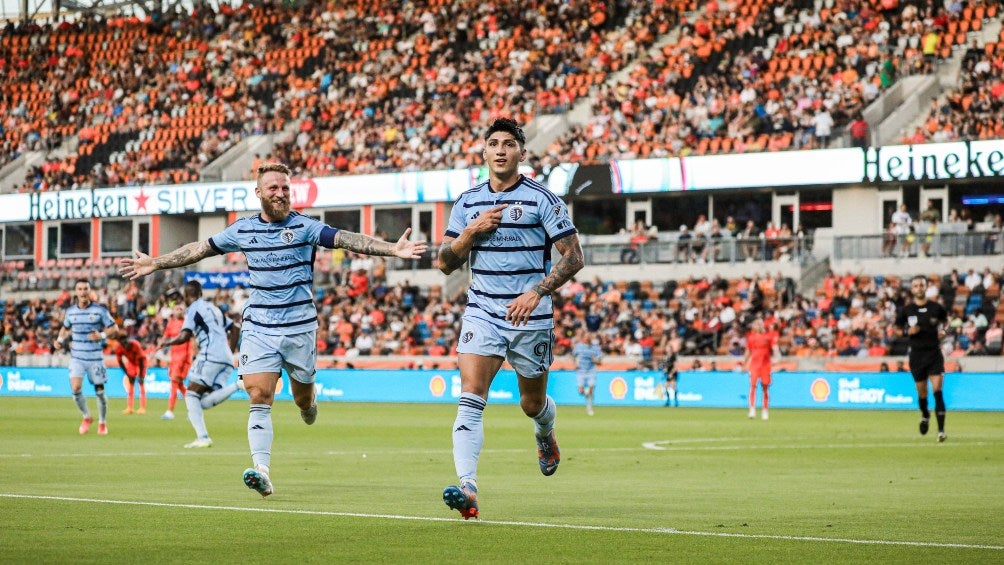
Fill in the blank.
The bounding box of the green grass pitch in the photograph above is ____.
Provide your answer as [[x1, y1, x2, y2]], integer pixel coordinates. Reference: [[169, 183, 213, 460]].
[[1, 397, 1002, 563]]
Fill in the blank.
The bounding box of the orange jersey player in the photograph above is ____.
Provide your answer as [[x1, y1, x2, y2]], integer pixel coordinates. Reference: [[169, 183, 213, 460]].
[[162, 304, 191, 420], [744, 318, 779, 420], [112, 337, 148, 415]]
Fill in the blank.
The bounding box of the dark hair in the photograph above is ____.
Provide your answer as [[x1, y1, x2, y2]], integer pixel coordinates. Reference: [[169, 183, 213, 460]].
[[184, 279, 203, 298], [911, 275, 927, 284], [484, 118, 526, 146], [74, 278, 90, 288]]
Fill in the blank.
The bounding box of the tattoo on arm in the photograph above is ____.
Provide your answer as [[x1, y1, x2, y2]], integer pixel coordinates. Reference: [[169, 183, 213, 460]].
[[153, 241, 217, 270], [334, 231, 395, 256], [534, 234, 584, 295], [438, 240, 467, 273]]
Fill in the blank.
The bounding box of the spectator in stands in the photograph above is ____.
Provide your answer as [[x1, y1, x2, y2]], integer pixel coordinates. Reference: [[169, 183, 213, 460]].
[[676, 225, 693, 263], [920, 201, 941, 223], [984, 214, 1002, 254], [850, 113, 870, 148]]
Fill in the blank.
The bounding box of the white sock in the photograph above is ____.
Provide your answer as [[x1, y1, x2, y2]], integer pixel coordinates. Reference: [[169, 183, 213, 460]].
[[452, 392, 486, 484], [95, 390, 107, 423], [72, 391, 90, 417], [200, 382, 239, 409], [186, 390, 210, 439], [248, 404, 273, 469], [533, 395, 556, 438]]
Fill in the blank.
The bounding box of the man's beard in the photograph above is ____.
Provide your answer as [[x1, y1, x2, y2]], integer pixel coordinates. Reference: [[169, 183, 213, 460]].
[[261, 198, 290, 219]]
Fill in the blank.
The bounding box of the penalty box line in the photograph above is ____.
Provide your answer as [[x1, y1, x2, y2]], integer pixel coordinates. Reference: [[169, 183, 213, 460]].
[[2, 493, 1001, 551]]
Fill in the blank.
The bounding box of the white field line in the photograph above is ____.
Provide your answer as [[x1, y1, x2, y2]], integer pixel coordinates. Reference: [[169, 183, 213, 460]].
[[1, 493, 1001, 551], [0, 438, 996, 459]]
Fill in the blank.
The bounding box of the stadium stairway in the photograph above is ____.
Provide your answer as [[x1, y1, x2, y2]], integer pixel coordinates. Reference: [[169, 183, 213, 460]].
[[0, 150, 46, 193]]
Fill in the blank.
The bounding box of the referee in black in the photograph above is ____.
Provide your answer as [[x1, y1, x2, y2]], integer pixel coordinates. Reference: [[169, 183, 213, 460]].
[[895, 275, 949, 442]]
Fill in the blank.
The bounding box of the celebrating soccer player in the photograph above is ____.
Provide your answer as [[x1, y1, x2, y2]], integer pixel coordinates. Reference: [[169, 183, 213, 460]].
[[437, 118, 584, 519], [895, 275, 949, 442], [158, 280, 242, 448], [55, 279, 120, 435], [120, 161, 426, 497]]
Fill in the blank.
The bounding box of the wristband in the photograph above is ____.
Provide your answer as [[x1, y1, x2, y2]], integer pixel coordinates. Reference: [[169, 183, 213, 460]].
[[100, 332, 107, 339]]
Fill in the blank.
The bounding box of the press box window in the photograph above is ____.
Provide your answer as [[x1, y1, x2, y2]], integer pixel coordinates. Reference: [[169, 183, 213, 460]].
[[101, 220, 133, 254]]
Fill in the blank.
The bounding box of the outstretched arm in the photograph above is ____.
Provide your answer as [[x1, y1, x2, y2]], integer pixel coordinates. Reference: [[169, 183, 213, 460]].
[[160, 329, 194, 349], [506, 233, 585, 326], [334, 228, 427, 259], [119, 241, 218, 280]]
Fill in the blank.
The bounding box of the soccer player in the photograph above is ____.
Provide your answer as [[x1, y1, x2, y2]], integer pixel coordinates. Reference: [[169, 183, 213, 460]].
[[162, 303, 191, 420], [744, 317, 778, 420], [112, 336, 148, 415], [437, 118, 584, 519], [158, 280, 243, 448], [660, 343, 679, 407], [120, 161, 426, 496], [895, 275, 949, 442], [55, 279, 120, 435], [571, 332, 602, 415]]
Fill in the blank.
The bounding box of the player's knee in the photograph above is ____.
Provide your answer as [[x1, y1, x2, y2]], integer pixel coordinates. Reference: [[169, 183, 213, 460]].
[[520, 396, 545, 417]]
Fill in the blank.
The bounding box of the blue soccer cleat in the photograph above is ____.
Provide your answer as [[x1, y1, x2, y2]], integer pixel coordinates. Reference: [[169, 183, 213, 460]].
[[443, 482, 479, 520], [243, 465, 274, 498], [536, 431, 560, 476]]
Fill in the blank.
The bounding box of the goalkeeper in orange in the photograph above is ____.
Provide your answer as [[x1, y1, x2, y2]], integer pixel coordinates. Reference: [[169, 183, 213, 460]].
[[112, 337, 149, 414], [162, 303, 191, 420]]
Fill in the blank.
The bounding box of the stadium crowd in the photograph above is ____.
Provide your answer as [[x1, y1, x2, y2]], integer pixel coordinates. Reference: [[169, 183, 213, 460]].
[[3, 255, 1002, 370], [1, 0, 1000, 192]]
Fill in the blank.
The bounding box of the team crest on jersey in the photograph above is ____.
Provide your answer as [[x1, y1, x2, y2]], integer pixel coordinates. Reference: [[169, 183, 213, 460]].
[[280, 228, 295, 244], [509, 205, 523, 222], [89, 314, 98, 322], [461, 331, 473, 344], [240, 354, 248, 366]]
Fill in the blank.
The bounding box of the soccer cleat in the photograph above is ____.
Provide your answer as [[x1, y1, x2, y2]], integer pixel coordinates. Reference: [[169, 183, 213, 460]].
[[919, 417, 930, 435], [301, 403, 317, 425], [79, 416, 93, 435], [748, 407, 756, 419], [137, 407, 146, 415], [536, 431, 560, 476], [97, 422, 108, 435], [586, 407, 594, 416], [937, 431, 947, 443], [762, 409, 769, 420], [122, 407, 134, 415], [161, 411, 175, 420], [184, 438, 213, 449], [243, 465, 274, 497], [443, 482, 479, 520]]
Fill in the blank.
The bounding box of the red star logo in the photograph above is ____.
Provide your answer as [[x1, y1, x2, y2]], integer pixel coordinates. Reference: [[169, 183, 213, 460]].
[[134, 188, 150, 213]]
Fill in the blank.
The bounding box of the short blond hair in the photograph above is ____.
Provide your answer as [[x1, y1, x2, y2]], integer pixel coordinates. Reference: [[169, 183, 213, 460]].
[[256, 162, 291, 179]]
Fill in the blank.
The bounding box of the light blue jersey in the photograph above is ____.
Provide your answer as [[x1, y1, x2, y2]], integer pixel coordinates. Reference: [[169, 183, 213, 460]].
[[208, 211, 338, 336], [445, 175, 576, 330], [572, 342, 603, 372], [183, 298, 233, 365], [63, 302, 115, 363]]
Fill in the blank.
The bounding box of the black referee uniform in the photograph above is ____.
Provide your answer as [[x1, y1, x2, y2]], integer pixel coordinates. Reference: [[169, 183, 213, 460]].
[[895, 299, 948, 382]]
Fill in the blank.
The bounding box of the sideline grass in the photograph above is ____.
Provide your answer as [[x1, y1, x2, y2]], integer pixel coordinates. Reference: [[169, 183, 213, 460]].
[[1, 397, 1002, 563]]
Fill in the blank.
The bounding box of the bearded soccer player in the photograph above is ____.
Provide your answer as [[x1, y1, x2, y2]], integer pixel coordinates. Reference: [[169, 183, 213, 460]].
[[895, 275, 949, 442], [120, 161, 427, 497], [744, 317, 779, 420], [112, 337, 149, 415], [162, 303, 191, 420]]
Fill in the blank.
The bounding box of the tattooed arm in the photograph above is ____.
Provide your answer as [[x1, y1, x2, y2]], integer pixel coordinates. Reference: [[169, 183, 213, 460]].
[[335, 228, 427, 259], [437, 204, 507, 274], [506, 233, 585, 326], [119, 241, 218, 280]]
